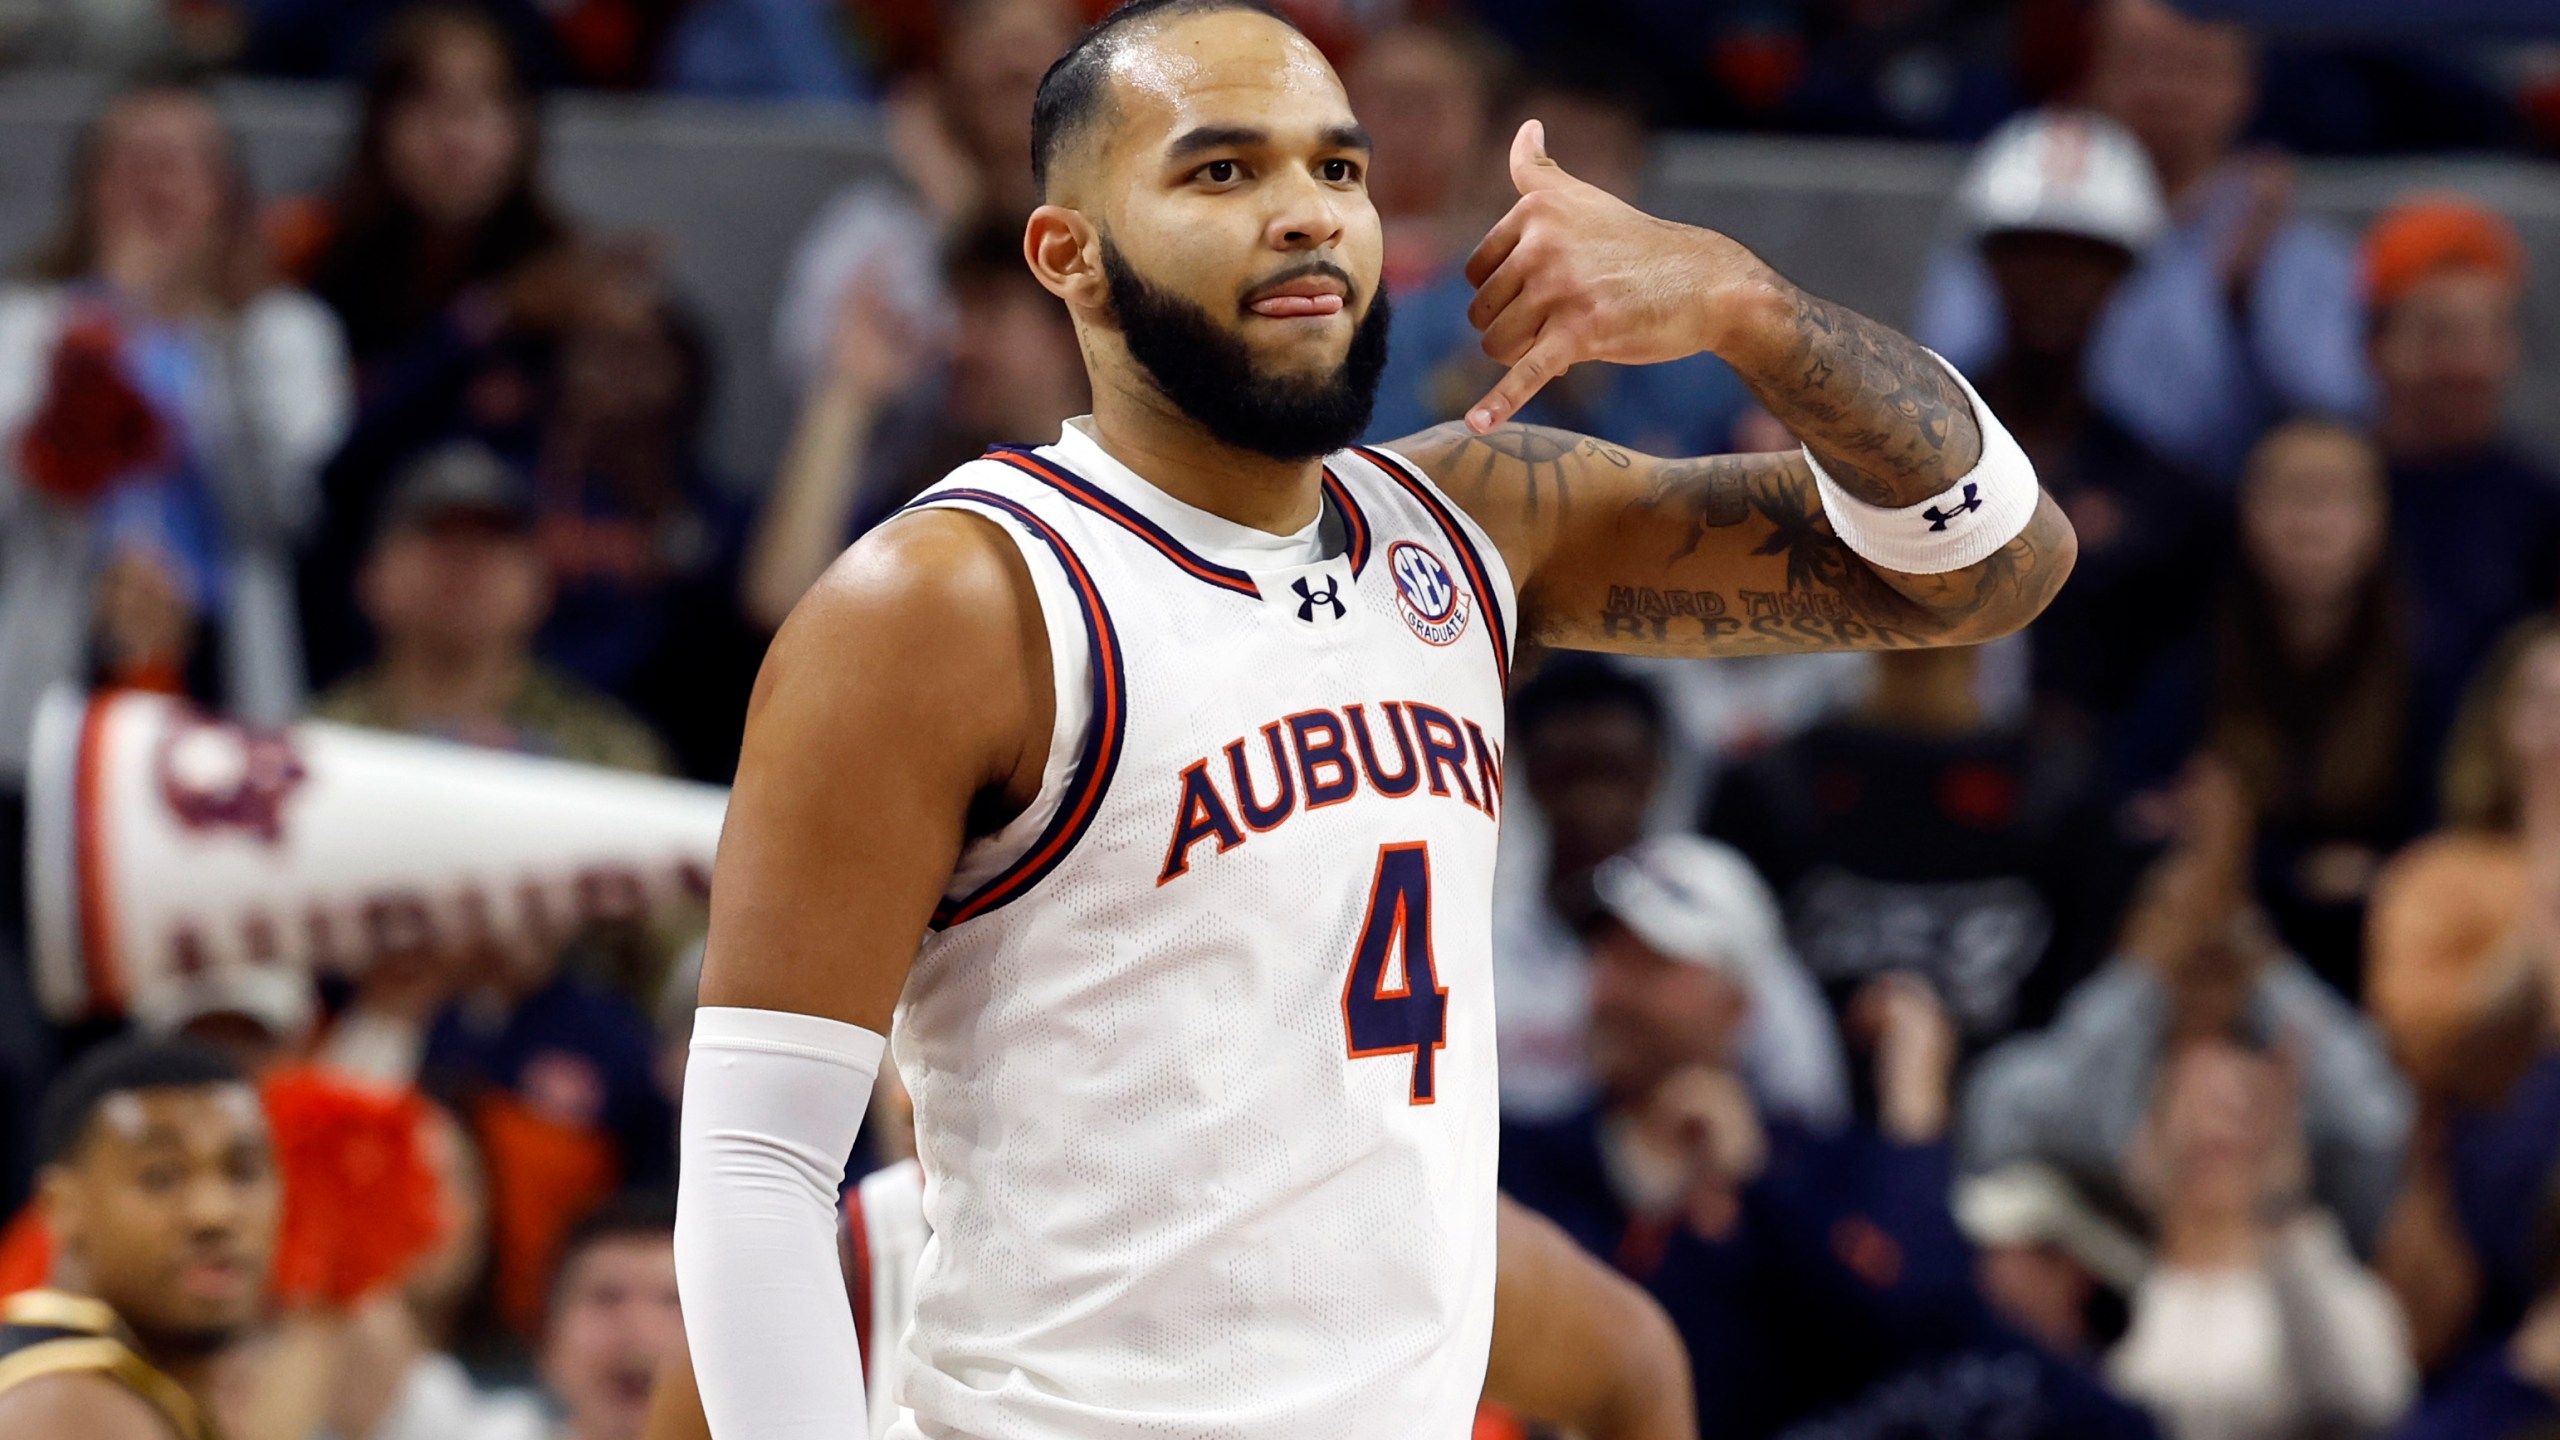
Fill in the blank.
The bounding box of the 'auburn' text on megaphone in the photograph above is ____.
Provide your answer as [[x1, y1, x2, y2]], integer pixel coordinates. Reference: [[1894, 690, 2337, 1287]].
[[28, 687, 728, 1027]]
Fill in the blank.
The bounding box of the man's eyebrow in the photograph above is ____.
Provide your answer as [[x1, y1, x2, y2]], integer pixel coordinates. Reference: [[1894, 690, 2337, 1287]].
[[1321, 124, 1373, 153], [1166, 124, 1268, 162]]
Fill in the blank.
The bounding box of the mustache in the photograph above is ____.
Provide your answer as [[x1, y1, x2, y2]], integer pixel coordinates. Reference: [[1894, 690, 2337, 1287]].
[[1238, 260, 1358, 311]]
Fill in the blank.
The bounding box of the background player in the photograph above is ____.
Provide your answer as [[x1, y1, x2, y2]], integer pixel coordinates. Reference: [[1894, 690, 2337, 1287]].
[[674, 2, 2073, 1439], [0, 1039, 278, 1440]]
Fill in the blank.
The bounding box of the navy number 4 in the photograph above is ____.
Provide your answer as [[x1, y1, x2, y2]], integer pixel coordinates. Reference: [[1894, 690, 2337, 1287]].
[[1341, 842, 1448, 1104]]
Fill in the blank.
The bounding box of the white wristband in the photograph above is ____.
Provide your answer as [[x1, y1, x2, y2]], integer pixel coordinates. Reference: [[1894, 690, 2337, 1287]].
[[1803, 350, 2039, 575], [677, 1005, 885, 1440]]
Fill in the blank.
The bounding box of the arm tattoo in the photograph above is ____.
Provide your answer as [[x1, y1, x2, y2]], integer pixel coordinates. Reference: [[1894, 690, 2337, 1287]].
[[1734, 290, 1983, 508], [1395, 422, 1632, 527], [1392, 409, 2070, 659]]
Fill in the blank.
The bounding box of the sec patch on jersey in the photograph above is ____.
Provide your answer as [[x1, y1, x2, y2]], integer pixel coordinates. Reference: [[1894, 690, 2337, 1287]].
[[1390, 540, 1474, 648]]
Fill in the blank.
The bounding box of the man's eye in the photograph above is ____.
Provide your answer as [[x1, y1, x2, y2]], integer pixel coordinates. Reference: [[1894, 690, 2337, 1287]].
[[1322, 159, 1359, 183], [1201, 160, 1238, 184]]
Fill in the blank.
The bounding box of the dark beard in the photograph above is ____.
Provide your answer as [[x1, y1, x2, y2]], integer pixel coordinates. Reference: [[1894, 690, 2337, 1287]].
[[1101, 238, 1391, 463]]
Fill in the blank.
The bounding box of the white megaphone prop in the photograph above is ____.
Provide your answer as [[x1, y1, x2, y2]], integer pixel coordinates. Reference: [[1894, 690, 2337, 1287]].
[[26, 687, 728, 1027]]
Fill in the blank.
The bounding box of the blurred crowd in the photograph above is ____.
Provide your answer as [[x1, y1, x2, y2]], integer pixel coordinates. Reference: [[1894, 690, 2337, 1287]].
[[0, 1, 2558, 1440], [8, 0, 2560, 154]]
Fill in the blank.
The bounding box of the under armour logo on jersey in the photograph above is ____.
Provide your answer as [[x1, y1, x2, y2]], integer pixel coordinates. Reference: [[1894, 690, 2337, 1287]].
[[1293, 575, 1345, 623], [1923, 483, 1982, 532]]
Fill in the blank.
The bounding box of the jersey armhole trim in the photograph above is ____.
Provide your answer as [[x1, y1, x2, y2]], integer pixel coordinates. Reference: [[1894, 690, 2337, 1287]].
[[908, 488, 1128, 930], [987, 447, 1264, 597], [1322, 467, 1373, 577], [1352, 445, 1514, 692]]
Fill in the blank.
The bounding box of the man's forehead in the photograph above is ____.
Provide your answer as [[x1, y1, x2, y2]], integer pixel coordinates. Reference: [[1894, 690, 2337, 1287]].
[[96, 1084, 264, 1147], [1099, 11, 1351, 154]]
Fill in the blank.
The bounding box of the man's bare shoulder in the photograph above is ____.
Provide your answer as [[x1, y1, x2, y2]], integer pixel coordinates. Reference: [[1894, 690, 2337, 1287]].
[[762, 507, 1045, 695], [745, 504, 1053, 793], [791, 506, 1040, 642], [0, 1370, 181, 1440]]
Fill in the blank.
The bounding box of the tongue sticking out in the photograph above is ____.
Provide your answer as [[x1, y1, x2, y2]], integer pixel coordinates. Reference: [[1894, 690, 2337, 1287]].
[[1249, 293, 1345, 318]]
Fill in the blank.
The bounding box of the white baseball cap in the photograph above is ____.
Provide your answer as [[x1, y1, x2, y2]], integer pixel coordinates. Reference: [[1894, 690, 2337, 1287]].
[[131, 964, 318, 1043], [1957, 108, 2167, 255], [1589, 834, 1788, 982]]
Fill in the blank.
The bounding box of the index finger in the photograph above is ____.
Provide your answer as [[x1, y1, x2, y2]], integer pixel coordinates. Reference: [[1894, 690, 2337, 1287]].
[[1465, 329, 1573, 434], [1462, 206, 1530, 290]]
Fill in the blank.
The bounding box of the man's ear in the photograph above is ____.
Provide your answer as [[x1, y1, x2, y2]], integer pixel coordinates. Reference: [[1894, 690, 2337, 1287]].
[[38, 1163, 82, 1258], [1025, 206, 1108, 316]]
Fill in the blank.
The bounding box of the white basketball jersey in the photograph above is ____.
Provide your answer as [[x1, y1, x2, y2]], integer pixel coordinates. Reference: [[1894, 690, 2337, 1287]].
[[888, 421, 1515, 1440]]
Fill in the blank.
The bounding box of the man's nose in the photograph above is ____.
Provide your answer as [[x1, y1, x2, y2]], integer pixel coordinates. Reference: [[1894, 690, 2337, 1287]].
[[1265, 172, 1348, 253], [181, 1173, 247, 1232]]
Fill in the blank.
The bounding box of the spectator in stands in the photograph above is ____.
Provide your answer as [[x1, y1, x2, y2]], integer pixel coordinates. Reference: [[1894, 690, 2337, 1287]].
[[660, 0, 868, 100], [1932, 109, 2221, 724], [1503, 839, 2154, 1438], [534, 1193, 685, 1440], [1342, 17, 1510, 298], [1962, 762, 2414, 1259], [768, 0, 1076, 394], [0, 1038, 278, 1438], [1750, 0, 2023, 141], [1492, 663, 1848, 1130], [0, 79, 350, 779], [526, 286, 760, 781], [241, 0, 570, 86], [314, 440, 673, 771], [742, 221, 1087, 630], [2393, 1170, 2560, 1440], [2367, 618, 2560, 1376], [2104, 1035, 2416, 1440], [338, 1104, 553, 1440], [1916, 0, 2372, 483], [2361, 195, 2560, 748], [1702, 641, 2134, 1064], [2116, 420, 2423, 996], [287, 3, 599, 680], [295, 4, 572, 374], [1363, 69, 1751, 458]]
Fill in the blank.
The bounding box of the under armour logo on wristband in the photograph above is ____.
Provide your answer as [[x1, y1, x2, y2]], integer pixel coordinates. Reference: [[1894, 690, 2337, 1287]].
[[1294, 575, 1345, 622], [1922, 483, 1982, 532]]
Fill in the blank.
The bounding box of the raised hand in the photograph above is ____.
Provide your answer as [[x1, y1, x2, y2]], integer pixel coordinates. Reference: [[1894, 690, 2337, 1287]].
[[1459, 120, 1772, 434], [1850, 974, 1958, 1144]]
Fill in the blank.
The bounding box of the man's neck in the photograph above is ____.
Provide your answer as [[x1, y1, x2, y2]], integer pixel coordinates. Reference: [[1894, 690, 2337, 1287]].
[[376, 644, 531, 727], [2271, 593, 2356, 665], [1085, 377, 1326, 536]]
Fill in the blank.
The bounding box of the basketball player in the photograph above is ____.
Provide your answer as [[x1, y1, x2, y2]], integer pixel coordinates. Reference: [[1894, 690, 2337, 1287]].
[[645, 1177, 1696, 1440], [673, 2, 2074, 1438], [0, 1039, 277, 1440]]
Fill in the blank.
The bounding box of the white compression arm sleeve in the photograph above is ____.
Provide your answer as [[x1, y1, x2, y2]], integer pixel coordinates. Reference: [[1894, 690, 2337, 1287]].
[[677, 1005, 886, 1440]]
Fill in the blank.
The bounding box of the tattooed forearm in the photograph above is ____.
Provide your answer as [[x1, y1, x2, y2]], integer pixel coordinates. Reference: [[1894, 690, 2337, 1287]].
[[1389, 410, 2074, 661], [1726, 287, 1983, 508]]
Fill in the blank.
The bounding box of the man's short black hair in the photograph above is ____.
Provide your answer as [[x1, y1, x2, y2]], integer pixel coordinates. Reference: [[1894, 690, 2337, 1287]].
[[1510, 655, 1668, 744], [37, 1036, 251, 1166], [1030, 0, 1294, 197], [549, 1187, 678, 1310]]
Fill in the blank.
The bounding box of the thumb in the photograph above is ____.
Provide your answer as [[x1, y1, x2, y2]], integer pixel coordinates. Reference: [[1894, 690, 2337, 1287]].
[[1508, 119, 1568, 194]]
